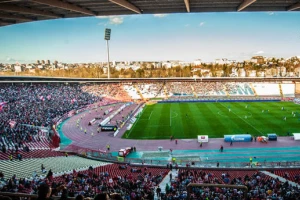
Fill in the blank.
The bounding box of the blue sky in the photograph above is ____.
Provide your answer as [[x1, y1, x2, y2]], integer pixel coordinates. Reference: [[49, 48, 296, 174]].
[[0, 12, 300, 63]]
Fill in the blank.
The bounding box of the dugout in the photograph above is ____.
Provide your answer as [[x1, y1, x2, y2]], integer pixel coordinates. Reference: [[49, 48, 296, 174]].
[[267, 134, 277, 141], [224, 135, 252, 142]]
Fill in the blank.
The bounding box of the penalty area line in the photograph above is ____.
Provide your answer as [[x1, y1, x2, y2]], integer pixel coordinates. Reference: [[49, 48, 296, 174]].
[[219, 103, 263, 135], [148, 111, 153, 120], [170, 109, 172, 127]]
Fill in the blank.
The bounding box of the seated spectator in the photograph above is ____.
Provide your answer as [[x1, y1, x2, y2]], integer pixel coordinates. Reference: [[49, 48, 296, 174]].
[[110, 193, 122, 200], [284, 172, 290, 179], [75, 195, 85, 200], [2, 145, 6, 153], [59, 187, 68, 200], [36, 183, 53, 200], [130, 168, 141, 173], [118, 165, 127, 169], [94, 193, 109, 200]]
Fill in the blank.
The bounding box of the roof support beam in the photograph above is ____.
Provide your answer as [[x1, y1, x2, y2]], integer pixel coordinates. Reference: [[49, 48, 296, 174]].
[[30, 0, 95, 15], [108, 0, 141, 14], [0, 13, 34, 22], [0, 0, 23, 3], [184, 0, 190, 12], [237, 0, 256, 11], [287, 2, 300, 11], [0, 4, 61, 18]]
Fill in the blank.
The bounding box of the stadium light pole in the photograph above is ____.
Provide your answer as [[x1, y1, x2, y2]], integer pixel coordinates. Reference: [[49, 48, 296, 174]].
[[104, 28, 111, 79]]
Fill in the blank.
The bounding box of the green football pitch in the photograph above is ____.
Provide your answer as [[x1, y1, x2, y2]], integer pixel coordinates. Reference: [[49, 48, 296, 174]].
[[123, 102, 300, 139]]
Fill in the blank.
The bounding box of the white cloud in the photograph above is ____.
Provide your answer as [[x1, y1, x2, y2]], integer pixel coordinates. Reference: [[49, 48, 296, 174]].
[[6, 57, 16, 62], [153, 14, 168, 18], [98, 22, 107, 26], [185, 24, 190, 27], [199, 22, 205, 26], [109, 16, 123, 25], [254, 50, 265, 54], [4, 57, 19, 63], [267, 12, 274, 15], [96, 16, 124, 25]]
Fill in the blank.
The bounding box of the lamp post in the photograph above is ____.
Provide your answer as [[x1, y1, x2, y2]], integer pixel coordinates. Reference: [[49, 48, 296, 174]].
[[104, 28, 111, 79]]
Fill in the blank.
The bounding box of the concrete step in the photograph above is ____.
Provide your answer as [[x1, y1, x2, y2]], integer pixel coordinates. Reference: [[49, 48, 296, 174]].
[[260, 170, 299, 187]]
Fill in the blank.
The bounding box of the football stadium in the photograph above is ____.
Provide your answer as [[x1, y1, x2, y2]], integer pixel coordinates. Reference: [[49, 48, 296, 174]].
[[1, 0, 300, 199], [0, 77, 300, 200]]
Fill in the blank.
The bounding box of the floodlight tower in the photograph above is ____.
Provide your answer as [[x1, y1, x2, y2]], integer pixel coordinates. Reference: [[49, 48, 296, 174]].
[[104, 28, 111, 79]]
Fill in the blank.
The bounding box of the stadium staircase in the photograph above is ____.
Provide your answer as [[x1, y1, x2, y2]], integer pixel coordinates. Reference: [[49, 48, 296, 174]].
[[279, 83, 284, 98], [154, 82, 166, 99], [261, 171, 299, 187], [224, 85, 230, 97], [0, 156, 110, 179], [163, 85, 169, 99], [191, 86, 197, 97], [155, 169, 179, 200], [250, 83, 258, 97], [134, 84, 145, 100]]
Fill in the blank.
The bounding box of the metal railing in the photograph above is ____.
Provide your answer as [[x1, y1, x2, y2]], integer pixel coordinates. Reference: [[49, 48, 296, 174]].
[[72, 148, 300, 169], [0, 192, 78, 200]]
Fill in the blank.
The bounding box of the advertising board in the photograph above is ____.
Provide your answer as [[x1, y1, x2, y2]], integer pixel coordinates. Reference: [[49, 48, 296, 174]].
[[224, 134, 252, 142], [101, 125, 117, 132]]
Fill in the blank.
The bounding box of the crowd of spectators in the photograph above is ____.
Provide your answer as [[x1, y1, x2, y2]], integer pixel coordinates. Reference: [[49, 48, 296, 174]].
[[135, 82, 165, 99], [0, 83, 125, 151], [293, 98, 300, 104], [81, 83, 131, 101], [192, 82, 227, 96], [1, 167, 299, 200], [0, 164, 169, 200], [165, 82, 194, 96], [163, 169, 300, 200], [164, 82, 255, 97]]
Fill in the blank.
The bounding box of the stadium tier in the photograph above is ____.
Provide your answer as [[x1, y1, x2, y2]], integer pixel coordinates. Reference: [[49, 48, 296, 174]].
[[0, 156, 109, 179], [0, 79, 300, 200]]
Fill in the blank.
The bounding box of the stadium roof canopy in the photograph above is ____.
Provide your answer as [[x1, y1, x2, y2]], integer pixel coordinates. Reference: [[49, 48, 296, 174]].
[[0, 0, 299, 27]]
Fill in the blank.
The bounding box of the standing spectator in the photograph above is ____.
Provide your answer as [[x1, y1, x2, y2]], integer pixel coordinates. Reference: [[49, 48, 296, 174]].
[[46, 169, 53, 181], [220, 145, 224, 152], [41, 164, 46, 173], [156, 186, 161, 198]]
